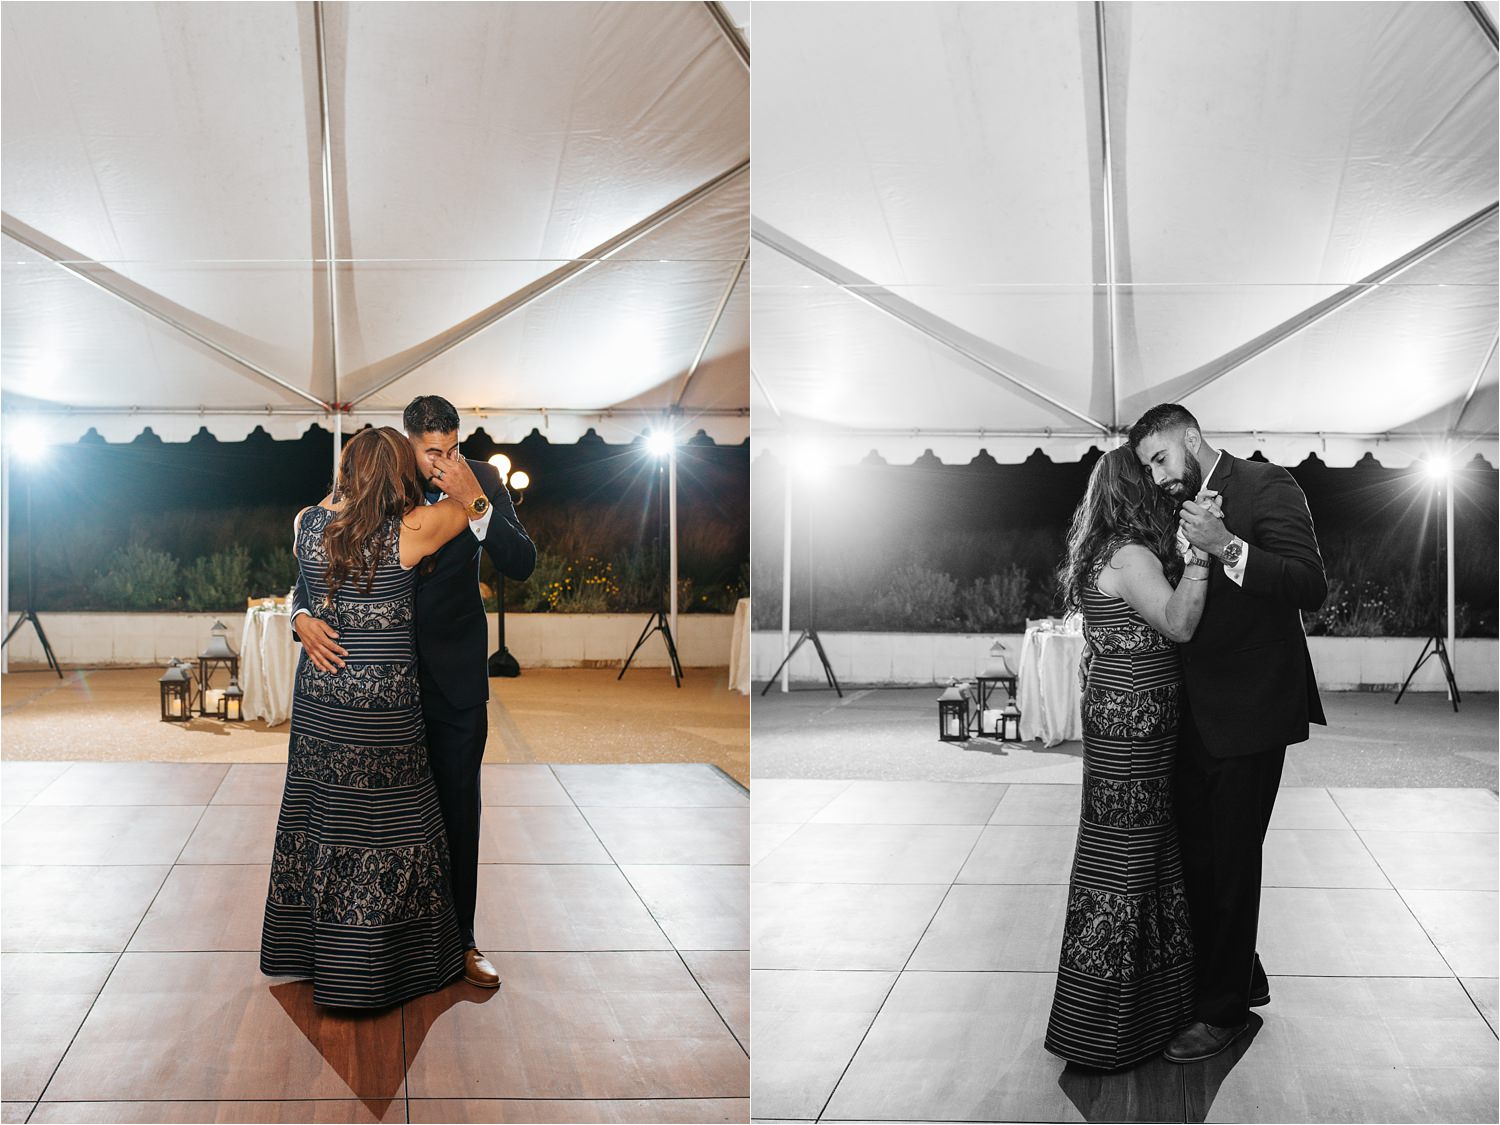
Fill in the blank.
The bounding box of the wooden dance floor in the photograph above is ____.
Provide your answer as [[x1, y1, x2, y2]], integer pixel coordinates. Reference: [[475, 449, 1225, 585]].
[[1, 761, 749, 1124], [751, 780, 1498, 1124]]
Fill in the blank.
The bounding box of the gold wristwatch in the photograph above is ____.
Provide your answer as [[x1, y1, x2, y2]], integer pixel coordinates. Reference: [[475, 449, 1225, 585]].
[[465, 495, 490, 519]]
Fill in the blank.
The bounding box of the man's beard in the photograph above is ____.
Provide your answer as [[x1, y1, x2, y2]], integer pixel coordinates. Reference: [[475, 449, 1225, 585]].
[[1164, 455, 1203, 501]]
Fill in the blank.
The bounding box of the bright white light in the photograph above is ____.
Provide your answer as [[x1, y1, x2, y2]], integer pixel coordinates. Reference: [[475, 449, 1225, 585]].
[[791, 439, 832, 486], [647, 430, 676, 458], [509, 470, 531, 491], [8, 420, 50, 463], [488, 453, 511, 486], [1423, 455, 1451, 481]]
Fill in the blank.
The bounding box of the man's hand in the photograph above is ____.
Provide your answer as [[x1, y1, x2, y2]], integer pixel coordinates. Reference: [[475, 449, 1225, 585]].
[[431, 450, 483, 508], [294, 614, 347, 672], [1180, 500, 1233, 558]]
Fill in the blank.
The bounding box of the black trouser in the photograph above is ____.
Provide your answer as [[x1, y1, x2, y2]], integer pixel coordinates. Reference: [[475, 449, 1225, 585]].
[[1175, 700, 1285, 1028], [422, 687, 487, 950]]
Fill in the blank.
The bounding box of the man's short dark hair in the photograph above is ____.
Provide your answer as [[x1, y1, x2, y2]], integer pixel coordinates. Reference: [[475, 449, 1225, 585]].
[[1127, 403, 1200, 449], [403, 395, 460, 436]]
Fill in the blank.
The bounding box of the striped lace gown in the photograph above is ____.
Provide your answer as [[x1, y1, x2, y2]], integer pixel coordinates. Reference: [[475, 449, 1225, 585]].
[[1044, 546, 1195, 1069], [260, 507, 466, 1008]]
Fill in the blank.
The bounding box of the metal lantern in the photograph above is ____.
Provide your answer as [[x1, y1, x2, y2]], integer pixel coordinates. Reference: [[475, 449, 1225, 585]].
[[196, 619, 240, 716], [998, 699, 1023, 742], [220, 677, 245, 722], [937, 682, 971, 743], [159, 660, 195, 723], [973, 641, 1019, 738]]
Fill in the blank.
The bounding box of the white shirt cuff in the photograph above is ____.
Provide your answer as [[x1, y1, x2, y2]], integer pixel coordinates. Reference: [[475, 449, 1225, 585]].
[[292, 608, 311, 621], [1222, 538, 1249, 587], [469, 506, 494, 540]]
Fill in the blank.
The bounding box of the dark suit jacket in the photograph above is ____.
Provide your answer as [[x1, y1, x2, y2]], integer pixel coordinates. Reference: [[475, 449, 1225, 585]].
[[1181, 452, 1328, 757], [293, 457, 537, 712]]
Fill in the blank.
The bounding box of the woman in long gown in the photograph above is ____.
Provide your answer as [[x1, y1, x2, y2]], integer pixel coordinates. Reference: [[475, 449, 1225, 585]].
[[260, 426, 482, 1008], [1043, 446, 1210, 1069]]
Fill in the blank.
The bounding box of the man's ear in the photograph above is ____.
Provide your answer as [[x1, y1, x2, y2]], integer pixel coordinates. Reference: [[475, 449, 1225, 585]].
[[1183, 427, 1201, 455]]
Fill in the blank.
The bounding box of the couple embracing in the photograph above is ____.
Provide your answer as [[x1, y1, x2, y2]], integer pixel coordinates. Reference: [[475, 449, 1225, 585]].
[[259, 395, 535, 1008], [1045, 403, 1328, 1069]]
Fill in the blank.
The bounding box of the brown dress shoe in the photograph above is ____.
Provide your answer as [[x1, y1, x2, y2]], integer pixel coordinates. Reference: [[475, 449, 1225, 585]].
[[1163, 1019, 1247, 1063], [464, 948, 500, 988]]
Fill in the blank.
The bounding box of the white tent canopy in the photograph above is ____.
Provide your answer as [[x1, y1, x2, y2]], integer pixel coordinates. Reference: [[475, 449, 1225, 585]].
[[751, 0, 1498, 468], [1, 0, 750, 446]]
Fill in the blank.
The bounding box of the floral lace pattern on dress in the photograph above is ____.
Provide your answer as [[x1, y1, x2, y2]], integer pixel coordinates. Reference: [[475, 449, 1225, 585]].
[[296, 661, 420, 709], [1082, 682, 1181, 740], [1059, 883, 1195, 983], [1083, 774, 1173, 828], [268, 831, 453, 926], [287, 735, 430, 789]]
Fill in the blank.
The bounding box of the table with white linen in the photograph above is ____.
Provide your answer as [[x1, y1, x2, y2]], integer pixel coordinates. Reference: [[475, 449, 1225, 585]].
[[239, 606, 297, 726], [729, 597, 752, 694], [1016, 627, 1085, 747]]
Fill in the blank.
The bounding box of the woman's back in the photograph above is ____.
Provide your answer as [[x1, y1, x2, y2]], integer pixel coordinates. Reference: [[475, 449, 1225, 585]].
[[295, 507, 418, 706]]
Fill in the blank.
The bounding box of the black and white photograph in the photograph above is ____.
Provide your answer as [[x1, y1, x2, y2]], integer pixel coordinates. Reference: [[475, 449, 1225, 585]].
[[748, 3, 1497, 1123]]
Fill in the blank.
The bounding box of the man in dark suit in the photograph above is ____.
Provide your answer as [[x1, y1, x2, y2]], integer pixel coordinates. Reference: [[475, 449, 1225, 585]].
[[293, 396, 536, 988], [1130, 403, 1327, 1063]]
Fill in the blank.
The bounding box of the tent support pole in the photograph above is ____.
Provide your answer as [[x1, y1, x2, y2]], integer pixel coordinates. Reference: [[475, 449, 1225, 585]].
[[314, 0, 340, 408], [669, 441, 680, 655], [1093, 1, 1120, 428], [333, 412, 343, 490], [349, 160, 750, 406], [0, 217, 326, 409], [675, 243, 748, 406], [1127, 202, 1499, 413], [780, 454, 792, 693], [1446, 439, 1457, 692], [753, 219, 1111, 435]]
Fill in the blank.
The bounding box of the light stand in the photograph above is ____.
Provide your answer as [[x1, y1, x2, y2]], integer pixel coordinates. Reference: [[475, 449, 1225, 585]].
[[487, 457, 527, 678], [1395, 464, 1460, 712], [761, 463, 841, 697], [1, 463, 63, 678], [619, 442, 683, 687]]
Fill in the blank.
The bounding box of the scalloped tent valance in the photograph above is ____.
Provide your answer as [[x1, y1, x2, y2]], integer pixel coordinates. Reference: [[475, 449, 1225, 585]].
[[750, 1, 1498, 469], [1, 1, 750, 446]]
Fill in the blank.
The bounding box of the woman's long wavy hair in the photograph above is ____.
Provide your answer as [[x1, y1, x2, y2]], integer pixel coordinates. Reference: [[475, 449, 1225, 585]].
[[1057, 446, 1182, 615], [323, 426, 424, 604]]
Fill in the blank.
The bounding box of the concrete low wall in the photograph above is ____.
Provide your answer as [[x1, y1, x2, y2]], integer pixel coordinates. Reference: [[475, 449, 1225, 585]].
[[1, 612, 734, 670], [751, 630, 1498, 693]]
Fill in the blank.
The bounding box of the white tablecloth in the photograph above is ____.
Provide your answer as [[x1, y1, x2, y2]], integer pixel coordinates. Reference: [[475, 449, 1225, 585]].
[[729, 597, 752, 694], [1016, 628, 1085, 747], [240, 607, 297, 726]]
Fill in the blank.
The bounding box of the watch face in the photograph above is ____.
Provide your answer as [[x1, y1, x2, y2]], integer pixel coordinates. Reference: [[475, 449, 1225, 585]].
[[473, 497, 490, 514], [1224, 541, 1242, 564]]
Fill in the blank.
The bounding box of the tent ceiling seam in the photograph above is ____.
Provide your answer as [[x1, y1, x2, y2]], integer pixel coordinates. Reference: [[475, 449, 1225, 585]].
[[1, 218, 328, 410], [1129, 202, 1500, 413], [1453, 334, 1499, 435], [703, 1, 749, 67], [674, 243, 748, 407], [750, 366, 782, 419], [1464, 1, 1499, 49], [346, 159, 749, 407], [752, 218, 1111, 434]]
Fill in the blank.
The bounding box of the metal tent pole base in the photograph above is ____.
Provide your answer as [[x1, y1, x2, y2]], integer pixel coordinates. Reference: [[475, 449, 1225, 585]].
[[760, 628, 842, 697], [1393, 634, 1461, 713]]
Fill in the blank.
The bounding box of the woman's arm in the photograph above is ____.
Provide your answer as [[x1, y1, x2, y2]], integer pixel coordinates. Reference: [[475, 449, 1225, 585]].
[[398, 450, 485, 567], [1096, 543, 1209, 643]]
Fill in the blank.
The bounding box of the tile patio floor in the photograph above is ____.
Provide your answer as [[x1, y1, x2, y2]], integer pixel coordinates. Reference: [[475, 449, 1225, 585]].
[[750, 779, 1498, 1123], [1, 761, 749, 1124]]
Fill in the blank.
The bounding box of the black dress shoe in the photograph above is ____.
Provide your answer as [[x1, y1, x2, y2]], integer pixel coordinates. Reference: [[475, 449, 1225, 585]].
[[1249, 982, 1270, 1007], [1163, 1020, 1248, 1063]]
